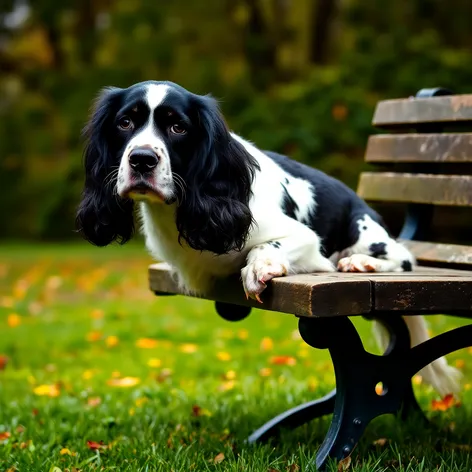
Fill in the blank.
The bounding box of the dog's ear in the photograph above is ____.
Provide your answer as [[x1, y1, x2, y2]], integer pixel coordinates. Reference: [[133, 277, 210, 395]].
[[175, 95, 259, 254], [76, 87, 135, 246]]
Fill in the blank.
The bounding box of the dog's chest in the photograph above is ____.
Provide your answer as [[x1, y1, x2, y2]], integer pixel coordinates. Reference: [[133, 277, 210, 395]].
[[140, 203, 245, 291]]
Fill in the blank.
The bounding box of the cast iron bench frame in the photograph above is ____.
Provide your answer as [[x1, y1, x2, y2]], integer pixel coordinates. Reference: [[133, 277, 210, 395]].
[[149, 88, 472, 470]]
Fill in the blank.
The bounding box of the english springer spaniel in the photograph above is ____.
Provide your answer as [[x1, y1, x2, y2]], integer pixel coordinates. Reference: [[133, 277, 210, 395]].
[[77, 80, 461, 396]]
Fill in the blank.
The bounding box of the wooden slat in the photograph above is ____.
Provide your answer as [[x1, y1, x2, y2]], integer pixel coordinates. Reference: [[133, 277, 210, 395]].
[[358, 172, 472, 206], [373, 94, 472, 128], [149, 263, 372, 317], [366, 133, 472, 163], [402, 240, 472, 267], [149, 264, 472, 317]]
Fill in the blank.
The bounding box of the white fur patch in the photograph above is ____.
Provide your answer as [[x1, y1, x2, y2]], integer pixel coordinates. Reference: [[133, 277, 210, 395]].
[[145, 83, 169, 110]]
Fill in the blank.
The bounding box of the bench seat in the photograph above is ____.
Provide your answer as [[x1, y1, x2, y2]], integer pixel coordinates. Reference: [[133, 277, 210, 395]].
[[150, 263, 472, 317]]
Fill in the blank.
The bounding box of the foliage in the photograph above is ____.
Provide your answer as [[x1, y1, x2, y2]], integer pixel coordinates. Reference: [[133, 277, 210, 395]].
[[1, 243, 472, 471], [1, 1, 472, 238]]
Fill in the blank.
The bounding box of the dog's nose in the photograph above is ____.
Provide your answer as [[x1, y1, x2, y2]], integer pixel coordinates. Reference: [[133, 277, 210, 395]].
[[129, 147, 159, 174]]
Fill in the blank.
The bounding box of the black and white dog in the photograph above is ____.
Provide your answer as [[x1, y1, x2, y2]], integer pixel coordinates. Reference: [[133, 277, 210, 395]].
[[77, 80, 460, 396]]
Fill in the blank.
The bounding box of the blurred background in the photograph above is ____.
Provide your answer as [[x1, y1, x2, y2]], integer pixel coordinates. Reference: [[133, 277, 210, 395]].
[[2, 0, 472, 241]]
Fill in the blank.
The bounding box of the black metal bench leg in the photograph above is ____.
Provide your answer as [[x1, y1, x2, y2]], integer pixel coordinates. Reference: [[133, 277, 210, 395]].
[[247, 389, 336, 444]]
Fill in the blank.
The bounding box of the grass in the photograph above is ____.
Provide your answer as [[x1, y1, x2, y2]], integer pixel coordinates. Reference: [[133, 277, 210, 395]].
[[0, 242, 471, 472]]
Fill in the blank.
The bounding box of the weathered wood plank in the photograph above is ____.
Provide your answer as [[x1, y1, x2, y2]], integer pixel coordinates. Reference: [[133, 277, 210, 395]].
[[365, 133, 472, 163], [373, 95, 472, 128], [358, 172, 472, 206], [371, 276, 472, 312], [149, 263, 372, 317], [402, 240, 472, 267]]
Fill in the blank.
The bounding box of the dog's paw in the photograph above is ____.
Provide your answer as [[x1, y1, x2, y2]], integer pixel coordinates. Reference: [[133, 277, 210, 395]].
[[337, 254, 379, 272], [241, 259, 287, 303]]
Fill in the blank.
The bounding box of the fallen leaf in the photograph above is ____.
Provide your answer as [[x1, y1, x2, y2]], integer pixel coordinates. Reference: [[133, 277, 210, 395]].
[[270, 356, 296, 366], [337, 455, 351, 471], [0, 431, 11, 441], [287, 464, 300, 472], [7, 313, 21, 327], [373, 438, 388, 447], [86, 440, 108, 450], [33, 384, 60, 397], [217, 351, 231, 361], [90, 309, 104, 319], [259, 367, 272, 377], [147, 358, 162, 368], [136, 338, 158, 349], [86, 331, 102, 342], [238, 329, 249, 340], [105, 335, 119, 347], [260, 337, 274, 351], [87, 397, 101, 407], [45, 275, 62, 290], [107, 376, 140, 388], [223, 370, 236, 380], [213, 452, 225, 464], [218, 380, 236, 391], [60, 447, 76, 456], [431, 393, 457, 411], [0, 355, 8, 370], [179, 343, 198, 354]]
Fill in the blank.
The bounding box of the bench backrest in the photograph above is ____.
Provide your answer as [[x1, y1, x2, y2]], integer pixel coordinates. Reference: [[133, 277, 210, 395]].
[[358, 89, 472, 269]]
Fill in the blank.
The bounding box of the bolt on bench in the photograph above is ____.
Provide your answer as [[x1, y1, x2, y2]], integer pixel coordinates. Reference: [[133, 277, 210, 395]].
[[149, 89, 472, 470]]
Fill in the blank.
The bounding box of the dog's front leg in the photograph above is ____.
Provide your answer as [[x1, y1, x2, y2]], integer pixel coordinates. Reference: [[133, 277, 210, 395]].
[[241, 225, 334, 302]]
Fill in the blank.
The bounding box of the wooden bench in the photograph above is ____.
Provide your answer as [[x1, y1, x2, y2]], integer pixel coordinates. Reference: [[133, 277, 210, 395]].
[[149, 88, 472, 469]]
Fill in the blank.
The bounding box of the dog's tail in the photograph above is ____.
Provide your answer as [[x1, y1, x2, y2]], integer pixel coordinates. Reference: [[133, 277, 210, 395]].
[[373, 316, 462, 397]]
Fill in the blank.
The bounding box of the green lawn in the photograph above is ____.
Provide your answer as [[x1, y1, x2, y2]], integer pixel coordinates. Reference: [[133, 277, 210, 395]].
[[1, 243, 471, 471]]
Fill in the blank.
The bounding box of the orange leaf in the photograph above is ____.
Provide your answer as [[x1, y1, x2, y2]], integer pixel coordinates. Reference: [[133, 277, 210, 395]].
[[136, 338, 158, 349], [7, 313, 21, 327], [86, 331, 102, 342], [60, 447, 76, 456], [431, 393, 456, 411], [0, 355, 8, 370], [87, 440, 108, 450], [259, 367, 272, 377], [213, 452, 225, 464], [0, 431, 11, 441], [270, 356, 296, 366]]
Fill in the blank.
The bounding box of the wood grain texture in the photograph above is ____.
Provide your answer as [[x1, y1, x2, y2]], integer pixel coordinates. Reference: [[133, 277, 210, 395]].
[[365, 133, 472, 163], [149, 264, 472, 316], [357, 172, 472, 206], [402, 240, 472, 267], [149, 263, 372, 317], [373, 94, 472, 128]]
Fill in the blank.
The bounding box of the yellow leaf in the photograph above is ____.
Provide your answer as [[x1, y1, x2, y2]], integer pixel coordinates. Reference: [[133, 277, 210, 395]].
[[136, 338, 158, 349], [82, 369, 96, 380], [259, 367, 272, 377], [179, 343, 198, 354], [45, 275, 62, 290], [7, 313, 21, 327], [218, 380, 236, 392], [60, 448, 76, 456], [238, 329, 249, 340], [224, 370, 236, 380], [213, 452, 225, 464], [107, 376, 140, 388], [147, 358, 162, 368], [105, 335, 119, 347], [217, 351, 231, 361], [33, 384, 60, 397], [1, 296, 14, 308], [260, 337, 274, 351], [337, 455, 351, 471]]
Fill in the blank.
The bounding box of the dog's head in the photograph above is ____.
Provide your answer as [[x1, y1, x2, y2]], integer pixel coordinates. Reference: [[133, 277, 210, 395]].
[[76, 81, 258, 254]]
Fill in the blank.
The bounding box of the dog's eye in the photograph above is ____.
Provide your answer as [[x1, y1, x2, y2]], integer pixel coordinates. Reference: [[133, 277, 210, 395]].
[[169, 123, 187, 135], [118, 116, 133, 130]]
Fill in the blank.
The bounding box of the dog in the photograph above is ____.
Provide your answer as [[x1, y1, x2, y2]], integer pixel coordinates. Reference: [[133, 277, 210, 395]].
[[77, 80, 461, 396]]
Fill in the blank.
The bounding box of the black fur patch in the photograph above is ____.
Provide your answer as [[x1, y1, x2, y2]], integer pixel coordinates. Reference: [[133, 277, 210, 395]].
[[280, 183, 298, 219], [401, 260, 413, 272], [369, 242, 387, 258]]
